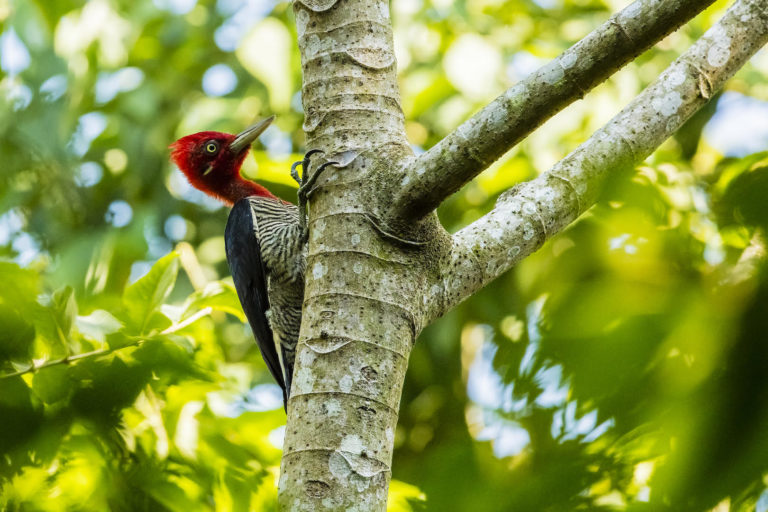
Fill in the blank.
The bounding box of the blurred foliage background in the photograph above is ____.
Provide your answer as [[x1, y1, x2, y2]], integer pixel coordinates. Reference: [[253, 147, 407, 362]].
[[2, 0, 768, 510]]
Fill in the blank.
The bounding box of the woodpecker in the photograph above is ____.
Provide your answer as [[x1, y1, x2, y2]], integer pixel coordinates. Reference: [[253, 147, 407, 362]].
[[170, 116, 333, 409]]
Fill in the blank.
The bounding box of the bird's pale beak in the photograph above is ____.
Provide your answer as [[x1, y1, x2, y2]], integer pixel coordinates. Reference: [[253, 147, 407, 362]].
[[229, 115, 275, 154]]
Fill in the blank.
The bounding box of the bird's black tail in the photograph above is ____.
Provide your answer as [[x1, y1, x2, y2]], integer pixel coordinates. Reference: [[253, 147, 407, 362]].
[[282, 359, 293, 412]]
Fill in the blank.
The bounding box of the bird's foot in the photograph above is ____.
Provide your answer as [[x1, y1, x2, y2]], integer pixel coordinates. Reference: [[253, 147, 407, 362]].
[[298, 160, 338, 203], [290, 149, 323, 187], [291, 150, 339, 242]]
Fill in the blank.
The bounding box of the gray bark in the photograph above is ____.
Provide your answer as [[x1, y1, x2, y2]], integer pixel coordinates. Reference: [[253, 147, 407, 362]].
[[278, 0, 768, 509]]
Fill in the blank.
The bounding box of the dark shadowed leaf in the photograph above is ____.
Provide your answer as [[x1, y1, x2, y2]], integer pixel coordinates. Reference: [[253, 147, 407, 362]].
[[32, 365, 73, 404], [0, 377, 43, 456], [0, 304, 35, 365], [715, 165, 768, 229], [70, 356, 151, 422]]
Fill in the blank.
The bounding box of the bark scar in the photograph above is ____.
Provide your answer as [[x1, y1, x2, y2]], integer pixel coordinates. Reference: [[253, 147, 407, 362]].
[[329, 450, 389, 479], [364, 213, 428, 247], [610, 17, 635, 45]]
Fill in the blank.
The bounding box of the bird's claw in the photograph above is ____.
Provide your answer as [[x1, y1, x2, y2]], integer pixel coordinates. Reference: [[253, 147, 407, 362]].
[[291, 149, 324, 186], [298, 161, 338, 201], [290, 161, 302, 185]]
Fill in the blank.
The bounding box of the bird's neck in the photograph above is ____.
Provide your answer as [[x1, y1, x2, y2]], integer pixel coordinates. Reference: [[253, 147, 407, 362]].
[[217, 176, 276, 205]]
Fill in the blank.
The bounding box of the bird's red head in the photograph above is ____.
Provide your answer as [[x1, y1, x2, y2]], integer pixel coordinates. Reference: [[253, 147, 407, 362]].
[[170, 116, 276, 206]]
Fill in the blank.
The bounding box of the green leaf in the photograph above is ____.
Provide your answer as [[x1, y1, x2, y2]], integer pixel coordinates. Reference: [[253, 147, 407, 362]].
[[184, 281, 245, 321], [123, 253, 180, 334], [50, 286, 78, 338], [715, 165, 768, 229], [147, 311, 173, 333], [134, 310, 174, 336], [0, 304, 35, 365], [133, 336, 210, 381], [0, 268, 74, 354], [106, 331, 140, 350], [387, 479, 427, 512], [713, 151, 768, 195], [32, 365, 73, 404], [75, 309, 123, 343], [146, 478, 203, 512], [70, 356, 151, 421], [0, 262, 39, 307], [0, 377, 43, 454]]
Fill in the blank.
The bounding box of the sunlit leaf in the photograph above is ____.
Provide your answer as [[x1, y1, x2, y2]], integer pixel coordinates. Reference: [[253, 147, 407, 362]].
[[0, 263, 39, 307], [75, 309, 123, 343], [387, 479, 427, 512], [50, 285, 78, 338], [144, 310, 174, 334], [242, 151, 302, 190], [184, 281, 245, 322], [713, 151, 768, 195], [123, 252, 179, 334], [147, 479, 204, 512], [106, 331, 140, 350], [133, 337, 210, 382]]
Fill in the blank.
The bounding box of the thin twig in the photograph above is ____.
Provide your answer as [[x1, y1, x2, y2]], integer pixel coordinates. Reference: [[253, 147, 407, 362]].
[[0, 307, 213, 380]]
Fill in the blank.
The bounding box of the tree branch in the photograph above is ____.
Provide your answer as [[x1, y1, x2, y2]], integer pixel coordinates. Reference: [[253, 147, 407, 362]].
[[390, 0, 718, 221], [427, 0, 768, 321]]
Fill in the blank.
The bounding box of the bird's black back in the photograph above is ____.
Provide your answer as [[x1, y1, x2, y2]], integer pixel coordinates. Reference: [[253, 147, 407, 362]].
[[225, 199, 288, 405]]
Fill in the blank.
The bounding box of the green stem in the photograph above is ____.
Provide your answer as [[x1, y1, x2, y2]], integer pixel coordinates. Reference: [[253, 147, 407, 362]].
[[0, 307, 212, 380]]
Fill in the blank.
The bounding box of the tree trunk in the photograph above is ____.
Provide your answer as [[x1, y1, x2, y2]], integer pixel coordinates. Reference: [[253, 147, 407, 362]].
[[278, 0, 768, 509]]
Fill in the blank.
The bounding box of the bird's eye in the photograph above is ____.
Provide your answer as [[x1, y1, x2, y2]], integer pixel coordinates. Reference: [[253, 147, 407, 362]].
[[204, 141, 220, 155]]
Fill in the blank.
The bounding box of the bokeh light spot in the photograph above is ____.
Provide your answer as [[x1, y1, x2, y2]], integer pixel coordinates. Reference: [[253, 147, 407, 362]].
[[0, 209, 24, 245], [105, 200, 133, 227], [104, 148, 128, 174], [40, 74, 68, 102], [153, 0, 198, 14], [202, 64, 237, 96], [95, 67, 145, 104], [705, 92, 768, 157], [69, 112, 108, 157], [164, 215, 188, 241], [444, 34, 501, 100], [75, 162, 104, 187], [1, 28, 30, 75], [268, 425, 286, 449], [4, 79, 33, 110]]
